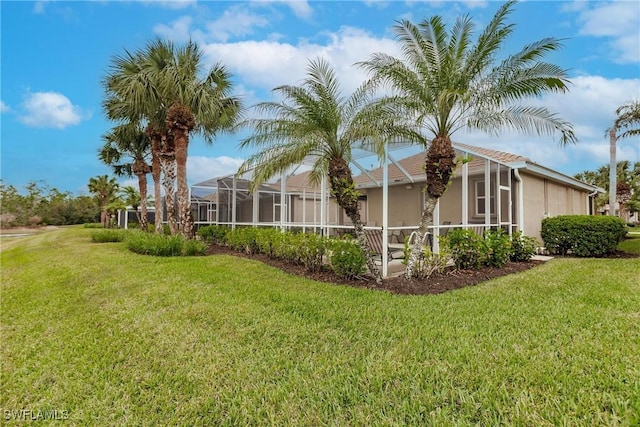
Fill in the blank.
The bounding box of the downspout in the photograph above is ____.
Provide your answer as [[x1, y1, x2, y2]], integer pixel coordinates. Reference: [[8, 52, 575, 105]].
[[587, 189, 598, 215], [513, 168, 524, 232]]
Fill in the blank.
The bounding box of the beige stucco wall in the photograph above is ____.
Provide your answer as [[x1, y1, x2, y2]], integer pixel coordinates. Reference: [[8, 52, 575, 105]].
[[521, 173, 590, 242]]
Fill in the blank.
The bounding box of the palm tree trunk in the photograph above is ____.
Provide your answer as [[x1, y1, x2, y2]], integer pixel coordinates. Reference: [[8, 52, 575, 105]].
[[405, 195, 438, 280], [136, 172, 148, 232], [174, 128, 193, 238], [329, 158, 382, 285], [150, 134, 164, 234], [405, 135, 456, 280], [609, 128, 617, 216], [160, 136, 178, 235]]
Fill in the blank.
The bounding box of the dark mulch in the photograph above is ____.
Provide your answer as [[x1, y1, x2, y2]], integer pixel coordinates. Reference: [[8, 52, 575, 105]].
[[206, 244, 545, 295]]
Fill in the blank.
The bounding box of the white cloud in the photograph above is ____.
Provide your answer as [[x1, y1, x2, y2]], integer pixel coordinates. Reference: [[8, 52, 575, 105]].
[[188, 156, 245, 185], [33, 1, 49, 14], [19, 91, 86, 129], [141, 0, 196, 10], [250, 0, 313, 19], [205, 5, 270, 42], [154, 16, 193, 42], [202, 26, 401, 94], [576, 1, 640, 64], [0, 101, 10, 113]]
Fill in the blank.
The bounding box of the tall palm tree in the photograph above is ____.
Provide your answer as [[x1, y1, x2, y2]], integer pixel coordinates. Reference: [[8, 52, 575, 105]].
[[88, 175, 119, 228], [359, 0, 577, 279], [102, 39, 175, 235], [99, 122, 152, 231], [609, 100, 640, 217], [239, 58, 414, 285], [160, 40, 242, 238]]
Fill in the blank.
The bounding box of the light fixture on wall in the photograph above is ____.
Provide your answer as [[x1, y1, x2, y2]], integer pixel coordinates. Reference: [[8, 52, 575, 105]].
[[405, 184, 413, 190]]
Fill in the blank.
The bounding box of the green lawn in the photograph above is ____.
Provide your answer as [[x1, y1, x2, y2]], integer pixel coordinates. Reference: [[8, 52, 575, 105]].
[[619, 233, 640, 255], [2, 227, 639, 426]]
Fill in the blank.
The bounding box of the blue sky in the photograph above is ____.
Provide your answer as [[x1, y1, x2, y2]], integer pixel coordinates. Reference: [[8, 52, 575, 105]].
[[1, 0, 639, 195]]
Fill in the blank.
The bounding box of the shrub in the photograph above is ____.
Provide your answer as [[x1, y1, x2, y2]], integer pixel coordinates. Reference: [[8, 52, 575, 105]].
[[541, 215, 627, 257], [126, 231, 205, 256], [510, 231, 537, 262], [197, 224, 229, 245], [482, 229, 511, 268], [299, 232, 326, 272], [226, 227, 260, 254], [328, 238, 366, 279], [254, 227, 281, 258], [441, 229, 484, 270], [91, 229, 127, 243]]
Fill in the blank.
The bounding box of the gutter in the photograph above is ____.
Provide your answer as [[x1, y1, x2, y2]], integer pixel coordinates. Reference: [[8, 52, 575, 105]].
[[513, 168, 525, 232]]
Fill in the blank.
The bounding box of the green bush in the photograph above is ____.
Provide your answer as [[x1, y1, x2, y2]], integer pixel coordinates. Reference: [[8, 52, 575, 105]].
[[441, 229, 484, 270], [126, 231, 206, 256], [90, 229, 127, 243], [541, 215, 627, 257], [299, 232, 326, 272], [226, 227, 260, 254], [328, 238, 366, 279], [510, 231, 537, 262], [197, 224, 229, 245], [482, 229, 511, 268]]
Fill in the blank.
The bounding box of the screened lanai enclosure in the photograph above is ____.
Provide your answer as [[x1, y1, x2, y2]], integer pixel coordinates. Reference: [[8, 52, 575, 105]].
[[188, 141, 601, 278]]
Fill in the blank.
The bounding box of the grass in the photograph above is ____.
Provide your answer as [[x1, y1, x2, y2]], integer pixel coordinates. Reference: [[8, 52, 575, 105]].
[[619, 233, 640, 255], [1, 227, 639, 425]]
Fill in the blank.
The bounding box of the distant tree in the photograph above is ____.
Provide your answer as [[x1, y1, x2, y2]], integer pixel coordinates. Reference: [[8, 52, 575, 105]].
[[88, 175, 120, 228], [576, 161, 639, 217], [99, 122, 151, 231], [120, 185, 142, 224]]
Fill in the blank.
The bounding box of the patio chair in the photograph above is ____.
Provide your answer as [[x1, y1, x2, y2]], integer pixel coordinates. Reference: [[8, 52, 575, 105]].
[[364, 229, 404, 261]]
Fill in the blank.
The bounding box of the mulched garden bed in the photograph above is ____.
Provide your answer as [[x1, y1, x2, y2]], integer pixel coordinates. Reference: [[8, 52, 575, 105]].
[[206, 244, 545, 295]]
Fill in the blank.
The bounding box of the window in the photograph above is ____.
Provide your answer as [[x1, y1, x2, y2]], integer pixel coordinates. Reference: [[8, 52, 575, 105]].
[[475, 180, 495, 216]]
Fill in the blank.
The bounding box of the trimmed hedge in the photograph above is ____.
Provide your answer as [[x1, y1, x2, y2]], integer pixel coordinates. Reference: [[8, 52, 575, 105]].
[[541, 215, 627, 257]]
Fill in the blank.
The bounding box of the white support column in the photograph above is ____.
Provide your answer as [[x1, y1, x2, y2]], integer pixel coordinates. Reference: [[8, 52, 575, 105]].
[[495, 163, 501, 228], [320, 176, 326, 236], [433, 199, 440, 254], [252, 186, 259, 226], [462, 154, 469, 227], [232, 175, 237, 230], [484, 160, 491, 229], [280, 171, 286, 231], [382, 143, 389, 278], [302, 188, 307, 233]]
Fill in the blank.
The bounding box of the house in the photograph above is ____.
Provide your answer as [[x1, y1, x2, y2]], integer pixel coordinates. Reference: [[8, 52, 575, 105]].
[[190, 142, 603, 276]]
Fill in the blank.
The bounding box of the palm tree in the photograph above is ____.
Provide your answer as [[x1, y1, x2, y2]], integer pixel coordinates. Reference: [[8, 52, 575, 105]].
[[359, 0, 576, 279], [88, 175, 120, 228], [160, 40, 242, 238], [238, 58, 413, 285], [102, 39, 175, 235], [99, 122, 152, 231], [609, 100, 640, 217], [120, 186, 143, 225]]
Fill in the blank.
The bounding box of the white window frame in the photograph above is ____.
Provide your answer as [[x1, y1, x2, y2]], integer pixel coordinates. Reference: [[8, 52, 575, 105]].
[[475, 180, 495, 217]]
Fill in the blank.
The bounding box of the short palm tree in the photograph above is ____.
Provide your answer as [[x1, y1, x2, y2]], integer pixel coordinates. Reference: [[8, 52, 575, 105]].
[[239, 58, 413, 284], [160, 40, 242, 238], [359, 0, 577, 279], [88, 175, 120, 228], [99, 122, 151, 231]]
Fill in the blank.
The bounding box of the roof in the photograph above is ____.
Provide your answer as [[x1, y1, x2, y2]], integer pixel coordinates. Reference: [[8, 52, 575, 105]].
[[353, 142, 601, 193]]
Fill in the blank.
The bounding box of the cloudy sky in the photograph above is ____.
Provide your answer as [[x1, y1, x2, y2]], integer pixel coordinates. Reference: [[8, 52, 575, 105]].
[[1, 0, 639, 194]]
